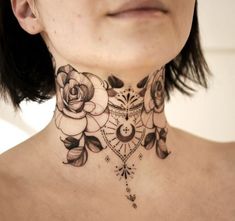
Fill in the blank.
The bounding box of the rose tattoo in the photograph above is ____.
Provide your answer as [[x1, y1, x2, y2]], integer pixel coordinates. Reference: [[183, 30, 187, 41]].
[[54, 65, 109, 166], [55, 64, 109, 136], [53, 64, 172, 208], [141, 68, 171, 159], [141, 67, 166, 129]]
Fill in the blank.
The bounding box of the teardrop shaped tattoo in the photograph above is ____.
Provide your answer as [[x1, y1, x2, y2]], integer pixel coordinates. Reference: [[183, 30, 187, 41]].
[[54, 64, 171, 209]]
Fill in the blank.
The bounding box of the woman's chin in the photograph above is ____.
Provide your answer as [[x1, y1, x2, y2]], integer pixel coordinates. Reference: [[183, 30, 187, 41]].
[[103, 58, 166, 74]]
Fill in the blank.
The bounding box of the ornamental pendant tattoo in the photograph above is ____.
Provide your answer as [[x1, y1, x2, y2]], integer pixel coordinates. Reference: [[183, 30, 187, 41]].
[[54, 64, 171, 209]]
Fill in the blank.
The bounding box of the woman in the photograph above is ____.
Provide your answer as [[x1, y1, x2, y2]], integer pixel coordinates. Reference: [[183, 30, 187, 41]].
[[0, 0, 234, 220]]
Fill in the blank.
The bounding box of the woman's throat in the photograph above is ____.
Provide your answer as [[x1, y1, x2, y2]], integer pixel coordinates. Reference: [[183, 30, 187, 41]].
[[53, 64, 171, 209]]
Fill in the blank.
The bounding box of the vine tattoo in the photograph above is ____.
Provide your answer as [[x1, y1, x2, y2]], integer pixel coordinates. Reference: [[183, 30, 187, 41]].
[[54, 64, 171, 209]]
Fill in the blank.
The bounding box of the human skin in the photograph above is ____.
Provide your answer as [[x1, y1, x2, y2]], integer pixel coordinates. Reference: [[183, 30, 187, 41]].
[[7, 0, 194, 209], [27, 0, 195, 208], [0, 0, 234, 220], [12, 0, 195, 82]]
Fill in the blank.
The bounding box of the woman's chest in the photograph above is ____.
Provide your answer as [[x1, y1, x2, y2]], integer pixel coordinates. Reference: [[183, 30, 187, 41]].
[[20, 175, 234, 221], [6, 162, 235, 221]]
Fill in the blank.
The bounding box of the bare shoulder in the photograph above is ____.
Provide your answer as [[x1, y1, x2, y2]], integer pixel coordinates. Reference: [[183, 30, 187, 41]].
[[173, 126, 235, 175], [0, 130, 50, 183], [169, 127, 235, 219], [172, 125, 235, 149], [0, 136, 45, 220], [0, 145, 23, 220], [0, 134, 38, 172]]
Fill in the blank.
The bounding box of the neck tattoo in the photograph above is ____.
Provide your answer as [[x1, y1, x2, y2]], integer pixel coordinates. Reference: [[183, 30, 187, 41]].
[[54, 64, 172, 209]]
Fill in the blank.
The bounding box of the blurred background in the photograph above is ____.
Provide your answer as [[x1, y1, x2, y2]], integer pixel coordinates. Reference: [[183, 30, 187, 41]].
[[0, 0, 235, 154]]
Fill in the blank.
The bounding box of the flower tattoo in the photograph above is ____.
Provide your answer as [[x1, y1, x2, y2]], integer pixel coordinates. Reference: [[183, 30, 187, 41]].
[[141, 68, 171, 159], [54, 64, 172, 208], [55, 64, 109, 136], [141, 67, 166, 129]]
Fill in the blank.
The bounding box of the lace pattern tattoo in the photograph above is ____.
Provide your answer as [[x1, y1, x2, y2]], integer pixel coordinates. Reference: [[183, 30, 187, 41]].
[[54, 64, 171, 209]]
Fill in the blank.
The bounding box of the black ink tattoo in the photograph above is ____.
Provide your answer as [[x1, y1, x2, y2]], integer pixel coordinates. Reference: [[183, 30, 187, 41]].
[[54, 64, 171, 209]]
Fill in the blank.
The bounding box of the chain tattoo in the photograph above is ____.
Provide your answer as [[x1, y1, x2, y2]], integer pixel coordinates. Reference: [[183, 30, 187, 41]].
[[54, 64, 171, 209]]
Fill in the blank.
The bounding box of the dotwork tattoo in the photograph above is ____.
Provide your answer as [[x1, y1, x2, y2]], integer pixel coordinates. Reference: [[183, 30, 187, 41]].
[[54, 64, 171, 209]]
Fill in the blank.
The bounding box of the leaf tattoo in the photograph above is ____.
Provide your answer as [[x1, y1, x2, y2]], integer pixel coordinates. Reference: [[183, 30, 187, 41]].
[[143, 132, 156, 150], [60, 136, 80, 150], [65, 146, 88, 167], [85, 135, 103, 153]]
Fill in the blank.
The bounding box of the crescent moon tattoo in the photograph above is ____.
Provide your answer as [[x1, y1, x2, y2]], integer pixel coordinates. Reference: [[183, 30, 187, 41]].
[[116, 124, 136, 143]]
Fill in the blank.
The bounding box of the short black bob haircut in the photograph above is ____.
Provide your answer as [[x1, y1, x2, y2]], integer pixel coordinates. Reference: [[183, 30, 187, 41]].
[[0, 0, 210, 111]]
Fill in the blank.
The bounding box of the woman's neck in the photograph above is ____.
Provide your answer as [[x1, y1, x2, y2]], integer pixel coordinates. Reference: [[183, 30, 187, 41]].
[[51, 63, 173, 208]]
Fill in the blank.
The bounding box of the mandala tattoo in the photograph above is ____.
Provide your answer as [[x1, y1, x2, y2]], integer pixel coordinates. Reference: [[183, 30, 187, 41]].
[[54, 64, 171, 209]]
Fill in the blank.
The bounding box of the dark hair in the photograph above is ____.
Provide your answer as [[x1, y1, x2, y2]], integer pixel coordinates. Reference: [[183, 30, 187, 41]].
[[0, 1, 210, 111]]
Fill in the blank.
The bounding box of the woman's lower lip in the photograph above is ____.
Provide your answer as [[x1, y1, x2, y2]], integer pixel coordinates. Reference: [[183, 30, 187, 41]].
[[107, 9, 166, 19]]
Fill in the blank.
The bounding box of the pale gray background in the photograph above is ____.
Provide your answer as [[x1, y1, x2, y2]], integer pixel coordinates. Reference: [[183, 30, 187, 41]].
[[0, 0, 235, 154]]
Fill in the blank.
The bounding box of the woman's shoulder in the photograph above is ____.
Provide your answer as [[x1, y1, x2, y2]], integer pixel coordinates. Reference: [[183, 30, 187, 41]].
[[0, 143, 27, 219], [171, 127, 235, 219], [0, 135, 37, 171], [0, 131, 50, 184], [172, 126, 235, 171], [0, 135, 44, 189], [0, 136, 55, 220], [173, 126, 235, 152], [172, 125, 234, 144], [0, 138, 37, 184]]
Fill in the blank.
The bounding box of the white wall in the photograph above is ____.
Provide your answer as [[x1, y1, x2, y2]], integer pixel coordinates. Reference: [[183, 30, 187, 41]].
[[166, 0, 235, 141], [0, 0, 235, 154]]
